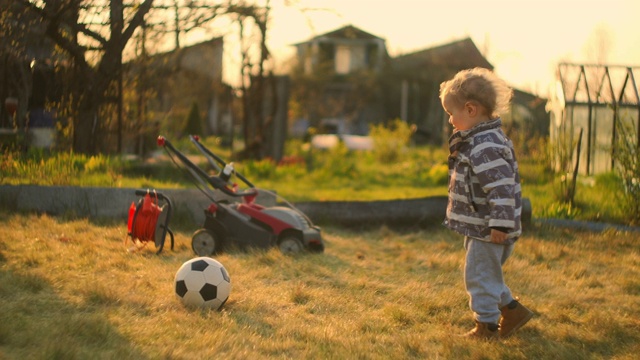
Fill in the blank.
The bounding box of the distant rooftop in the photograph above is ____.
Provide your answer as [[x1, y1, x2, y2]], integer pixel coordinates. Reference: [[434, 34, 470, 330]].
[[293, 24, 385, 46], [391, 37, 493, 71]]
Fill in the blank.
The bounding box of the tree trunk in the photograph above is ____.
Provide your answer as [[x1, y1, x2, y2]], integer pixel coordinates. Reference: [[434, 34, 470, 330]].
[[73, 107, 98, 154]]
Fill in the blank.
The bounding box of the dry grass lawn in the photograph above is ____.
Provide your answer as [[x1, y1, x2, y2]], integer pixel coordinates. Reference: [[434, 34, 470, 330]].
[[1, 212, 639, 359]]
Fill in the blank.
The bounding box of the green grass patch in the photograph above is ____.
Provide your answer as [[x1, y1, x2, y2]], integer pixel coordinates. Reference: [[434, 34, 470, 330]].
[[1, 136, 632, 225]]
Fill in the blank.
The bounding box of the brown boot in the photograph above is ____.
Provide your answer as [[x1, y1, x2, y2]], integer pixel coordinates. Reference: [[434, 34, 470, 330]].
[[499, 300, 534, 338], [463, 321, 499, 340]]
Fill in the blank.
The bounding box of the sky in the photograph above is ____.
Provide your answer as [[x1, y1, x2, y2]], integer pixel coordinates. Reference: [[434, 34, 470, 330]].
[[253, 0, 640, 97]]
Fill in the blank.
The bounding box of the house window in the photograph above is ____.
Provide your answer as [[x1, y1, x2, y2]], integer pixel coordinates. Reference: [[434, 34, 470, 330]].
[[304, 56, 313, 75], [335, 45, 367, 74], [335, 45, 350, 74], [350, 45, 366, 71]]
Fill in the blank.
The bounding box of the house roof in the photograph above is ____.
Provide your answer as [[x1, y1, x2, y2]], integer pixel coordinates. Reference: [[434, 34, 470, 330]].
[[391, 37, 493, 72], [293, 25, 384, 46], [125, 37, 224, 80], [152, 37, 223, 61], [513, 88, 547, 109]]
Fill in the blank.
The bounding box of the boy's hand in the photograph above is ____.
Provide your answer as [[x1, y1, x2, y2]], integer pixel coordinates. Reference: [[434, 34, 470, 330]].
[[490, 229, 508, 244]]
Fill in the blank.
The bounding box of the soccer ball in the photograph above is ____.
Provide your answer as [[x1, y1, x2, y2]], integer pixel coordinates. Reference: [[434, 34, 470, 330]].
[[175, 257, 231, 310]]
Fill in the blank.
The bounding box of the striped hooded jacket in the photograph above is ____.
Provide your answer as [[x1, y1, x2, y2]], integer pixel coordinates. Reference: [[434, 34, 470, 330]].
[[443, 118, 522, 244]]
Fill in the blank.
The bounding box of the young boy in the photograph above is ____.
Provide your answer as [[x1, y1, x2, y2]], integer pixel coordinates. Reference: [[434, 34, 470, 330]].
[[439, 68, 533, 340]]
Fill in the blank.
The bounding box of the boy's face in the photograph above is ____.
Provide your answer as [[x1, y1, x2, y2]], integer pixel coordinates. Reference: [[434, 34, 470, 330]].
[[442, 96, 482, 131]]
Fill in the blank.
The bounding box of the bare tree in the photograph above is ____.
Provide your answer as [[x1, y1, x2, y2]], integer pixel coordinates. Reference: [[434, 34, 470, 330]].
[[583, 23, 613, 65], [230, 2, 272, 158], [138, 0, 277, 159], [145, 0, 225, 50], [11, 0, 154, 153], [0, 0, 41, 129], [6, 0, 279, 157]]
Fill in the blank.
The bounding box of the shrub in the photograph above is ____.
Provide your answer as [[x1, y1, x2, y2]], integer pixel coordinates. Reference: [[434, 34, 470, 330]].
[[550, 126, 583, 205], [13, 151, 79, 185], [0, 149, 18, 184], [241, 158, 277, 180], [427, 163, 449, 186], [369, 119, 413, 163], [84, 155, 113, 174], [311, 142, 357, 181], [594, 171, 622, 190], [3, 151, 124, 187], [541, 201, 581, 219], [613, 114, 640, 225]]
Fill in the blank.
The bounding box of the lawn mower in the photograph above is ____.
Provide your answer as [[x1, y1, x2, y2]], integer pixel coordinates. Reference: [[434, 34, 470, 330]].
[[157, 135, 324, 256]]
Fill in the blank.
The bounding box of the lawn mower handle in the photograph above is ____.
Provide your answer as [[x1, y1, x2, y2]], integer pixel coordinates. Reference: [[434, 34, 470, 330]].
[[156, 136, 258, 198], [188, 135, 255, 189]]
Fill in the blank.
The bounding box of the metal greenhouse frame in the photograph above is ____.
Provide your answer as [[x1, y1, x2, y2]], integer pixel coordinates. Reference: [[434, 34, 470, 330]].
[[547, 63, 640, 175]]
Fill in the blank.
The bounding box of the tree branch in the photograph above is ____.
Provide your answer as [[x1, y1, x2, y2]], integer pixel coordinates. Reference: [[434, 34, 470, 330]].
[[121, 0, 154, 52]]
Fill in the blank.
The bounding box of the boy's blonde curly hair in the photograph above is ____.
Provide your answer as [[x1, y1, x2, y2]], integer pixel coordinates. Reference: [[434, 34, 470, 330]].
[[439, 67, 513, 118]]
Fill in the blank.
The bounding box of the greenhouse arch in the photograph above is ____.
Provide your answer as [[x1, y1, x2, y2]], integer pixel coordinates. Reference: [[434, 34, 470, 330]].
[[547, 63, 640, 175]]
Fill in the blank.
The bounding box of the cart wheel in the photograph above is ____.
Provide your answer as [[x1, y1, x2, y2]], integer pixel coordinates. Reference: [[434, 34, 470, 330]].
[[192, 229, 219, 256], [278, 236, 304, 255]]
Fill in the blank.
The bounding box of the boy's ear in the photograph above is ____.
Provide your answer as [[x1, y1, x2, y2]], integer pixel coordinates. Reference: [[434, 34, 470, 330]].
[[465, 102, 477, 116]]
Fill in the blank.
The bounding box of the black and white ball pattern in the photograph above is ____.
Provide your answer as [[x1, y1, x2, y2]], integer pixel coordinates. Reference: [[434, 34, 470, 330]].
[[175, 257, 231, 310]]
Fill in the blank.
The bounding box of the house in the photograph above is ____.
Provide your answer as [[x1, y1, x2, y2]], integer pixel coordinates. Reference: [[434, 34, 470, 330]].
[[386, 37, 549, 146], [290, 29, 496, 143], [290, 26, 549, 147], [294, 24, 388, 76], [290, 25, 390, 136], [124, 37, 234, 153], [386, 37, 494, 145], [507, 88, 549, 151]]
